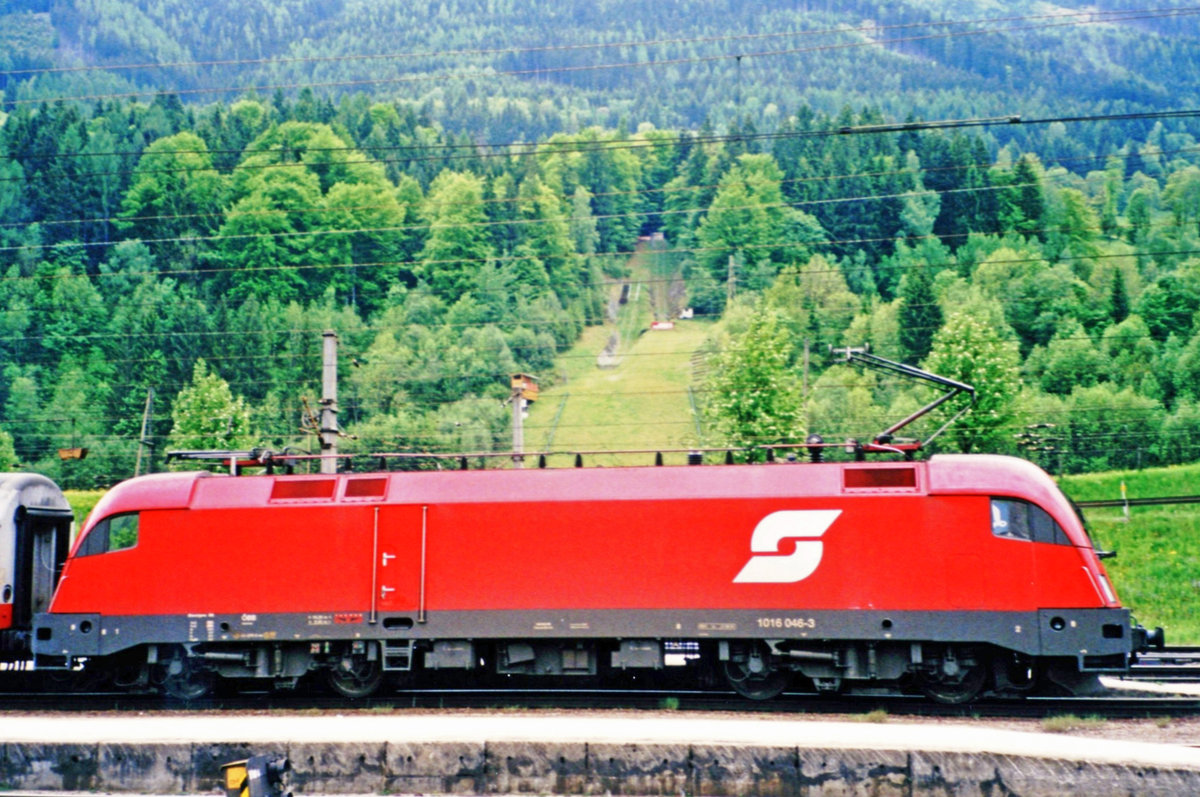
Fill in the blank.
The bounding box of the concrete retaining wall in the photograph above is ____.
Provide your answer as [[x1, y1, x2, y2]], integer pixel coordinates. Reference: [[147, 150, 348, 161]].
[[3, 740, 1199, 796]]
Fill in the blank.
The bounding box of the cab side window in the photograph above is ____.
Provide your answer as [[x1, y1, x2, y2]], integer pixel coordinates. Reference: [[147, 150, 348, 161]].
[[991, 499, 1029, 540], [990, 499, 1070, 545], [77, 513, 139, 556]]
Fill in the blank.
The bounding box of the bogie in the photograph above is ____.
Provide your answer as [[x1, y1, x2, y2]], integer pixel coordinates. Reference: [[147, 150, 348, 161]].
[[157, 652, 215, 701], [23, 634, 1123, 705], [915, 646, 990, 704], [722, 641, 791, 701], [325, 656, 384, 698]]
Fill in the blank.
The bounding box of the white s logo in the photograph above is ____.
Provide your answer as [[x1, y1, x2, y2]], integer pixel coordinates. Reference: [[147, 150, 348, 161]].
[[733, 510, 841, 583]]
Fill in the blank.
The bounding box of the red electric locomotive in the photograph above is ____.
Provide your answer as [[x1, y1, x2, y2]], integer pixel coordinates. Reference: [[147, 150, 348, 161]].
[[21, 451, 1158, 702]]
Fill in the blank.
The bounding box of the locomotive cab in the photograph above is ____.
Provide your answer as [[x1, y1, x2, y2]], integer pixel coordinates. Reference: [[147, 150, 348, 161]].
[[0, 473, 73, 661]]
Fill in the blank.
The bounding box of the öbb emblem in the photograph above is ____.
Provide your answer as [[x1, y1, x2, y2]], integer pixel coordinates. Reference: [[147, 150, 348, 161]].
[[733, 510, 842, 583]]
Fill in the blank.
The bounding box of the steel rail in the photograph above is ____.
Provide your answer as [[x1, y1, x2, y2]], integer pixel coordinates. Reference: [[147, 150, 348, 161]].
[[1076, 496, 1200, 508], [1129, 647, 1200, 682], [1, 686, 1198, 719]]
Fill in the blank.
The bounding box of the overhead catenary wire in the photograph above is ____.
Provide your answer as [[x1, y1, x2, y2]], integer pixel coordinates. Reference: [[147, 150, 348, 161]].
[[1, 226, 1195, 340], [1, 124, 1191, 336], [6, 129, 1200, 263], [1, 214, 1194, 315], [0, 312, 1172, 391], [0, 106, 1193, 286], [0, 280, 1173, 376], [11, 424, 1191, 466], [0, 177, 1061, 255], [0, 397, 1177, 432]]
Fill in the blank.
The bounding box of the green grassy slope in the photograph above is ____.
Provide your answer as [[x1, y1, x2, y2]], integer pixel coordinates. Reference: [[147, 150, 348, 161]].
[[524, 264, 712, 464], [522, 238, 717, 466], [63, 490, 104, 535], [524, 319, 710, 465], [1059, 466, 1200, 644]]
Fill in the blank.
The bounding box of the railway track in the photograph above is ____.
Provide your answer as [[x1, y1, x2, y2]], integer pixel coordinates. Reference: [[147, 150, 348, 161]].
[[3, 646, 1197, 717], [1, 686, 1198, 719], [1129, 646, 1200, 682]]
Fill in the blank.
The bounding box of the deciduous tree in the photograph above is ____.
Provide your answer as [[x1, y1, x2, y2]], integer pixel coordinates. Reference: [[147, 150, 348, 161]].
[[166, 360, 254, 455], [924, 309, 1020, 453], [417, 170, 493, 301], [703, 308, 804, 456]]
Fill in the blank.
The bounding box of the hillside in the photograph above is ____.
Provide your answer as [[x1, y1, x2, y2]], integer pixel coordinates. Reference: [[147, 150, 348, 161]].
[[3, 0, 1199, 145], [1, 0, 1200, 490], [1060, 465, 1200, 643], [526, 239, 710, 465]]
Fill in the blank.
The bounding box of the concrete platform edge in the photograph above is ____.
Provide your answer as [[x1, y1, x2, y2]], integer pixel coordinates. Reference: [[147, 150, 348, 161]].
[[4, 739, 1200, 796]]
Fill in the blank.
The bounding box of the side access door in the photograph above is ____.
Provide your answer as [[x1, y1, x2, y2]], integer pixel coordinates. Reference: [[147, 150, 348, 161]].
[[371, 505, 428, 622]]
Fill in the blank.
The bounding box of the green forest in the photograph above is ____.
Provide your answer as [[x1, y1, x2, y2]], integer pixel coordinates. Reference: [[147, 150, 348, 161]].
[[2, 0, 1200, 487], [5, 0, 1200, 136]]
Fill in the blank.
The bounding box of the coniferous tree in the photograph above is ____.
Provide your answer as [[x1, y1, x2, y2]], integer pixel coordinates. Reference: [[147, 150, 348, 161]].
[[1110, 270, 1131, 325], [1008, 154, 1047, 240], [898, 264, 942, 364]]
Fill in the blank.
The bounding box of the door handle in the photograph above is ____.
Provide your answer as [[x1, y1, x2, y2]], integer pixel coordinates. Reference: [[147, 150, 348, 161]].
[[381, 552, 396, 567], [380, 585, 396, 598]]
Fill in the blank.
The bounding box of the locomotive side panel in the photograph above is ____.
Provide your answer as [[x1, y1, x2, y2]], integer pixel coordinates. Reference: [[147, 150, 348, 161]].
[[1034, 545, 1114, 608], [29, 456, 1148, 699], [373, 505, 428, 615], [414, 494, 1043, 615], [51, 505, 378, 616], [44, 472, 1101, 642]]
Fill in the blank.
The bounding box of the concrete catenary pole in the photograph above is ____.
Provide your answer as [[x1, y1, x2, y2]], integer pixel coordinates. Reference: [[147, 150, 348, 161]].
[[134, 387, 154, 477], [511, 385, 525, 469], [320, 330, 339, 474]]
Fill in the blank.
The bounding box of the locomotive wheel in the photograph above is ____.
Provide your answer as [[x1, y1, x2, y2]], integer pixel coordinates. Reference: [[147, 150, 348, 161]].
[[723, 645, 790, 700], [161, 657, 214, 701], [326, 656, 383, 698], [918, 649, 988, 704], [994, 653, 1038, 695]]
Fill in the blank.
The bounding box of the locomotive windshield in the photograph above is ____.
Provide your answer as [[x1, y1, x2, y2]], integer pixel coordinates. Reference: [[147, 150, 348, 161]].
[[76, 513, 140, 556]]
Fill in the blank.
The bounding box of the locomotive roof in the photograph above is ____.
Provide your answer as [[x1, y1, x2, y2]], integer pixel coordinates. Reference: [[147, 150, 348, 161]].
[[83, 454, 1066, 516], [926, 454, 1082, 540], [69, 455, 1097, 555]]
